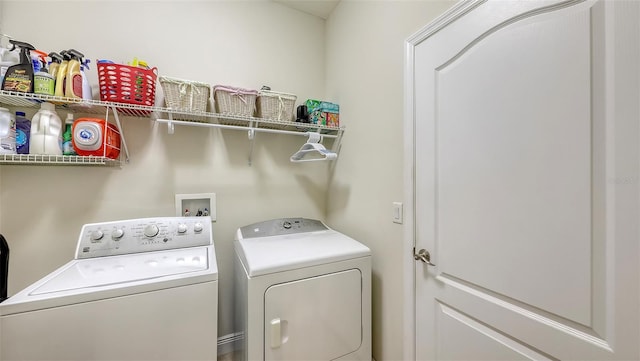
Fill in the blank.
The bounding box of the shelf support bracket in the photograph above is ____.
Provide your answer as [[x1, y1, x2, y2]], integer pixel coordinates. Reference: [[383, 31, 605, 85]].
[[166, 112, 175, 134], [108, 105, 130, 164], [331, 128, 344, 154], [247, 128, 256, 166]]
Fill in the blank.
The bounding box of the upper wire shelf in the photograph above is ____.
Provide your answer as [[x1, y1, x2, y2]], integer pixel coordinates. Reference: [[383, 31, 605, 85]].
[[0, 90, 162, 118], [0, 90, 345, 134], [0, 90, 345, 166]]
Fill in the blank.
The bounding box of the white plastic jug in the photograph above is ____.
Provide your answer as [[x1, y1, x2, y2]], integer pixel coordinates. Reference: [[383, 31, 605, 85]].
[[0, 47, 19, 86], [30, 102, 62, 155], [0, 107, 16, 155]]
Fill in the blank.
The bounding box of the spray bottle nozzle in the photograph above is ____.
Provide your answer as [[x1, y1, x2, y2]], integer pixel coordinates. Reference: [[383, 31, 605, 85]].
[[8, 40, 35, 66], [31, 49, 49, 73], [48, 52, 63, 64], [8, 40, 35, 52], [67, 49, 84, 60], [82, 58, 91, 70]]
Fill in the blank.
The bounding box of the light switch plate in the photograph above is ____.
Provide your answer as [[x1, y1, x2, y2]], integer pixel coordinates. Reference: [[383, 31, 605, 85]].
[[175, 193, 216, 221], [392, 202, 403, 224]]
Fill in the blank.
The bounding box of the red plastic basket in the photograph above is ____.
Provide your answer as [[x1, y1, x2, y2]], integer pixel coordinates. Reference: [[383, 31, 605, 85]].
[[97, 63, 157, 107]]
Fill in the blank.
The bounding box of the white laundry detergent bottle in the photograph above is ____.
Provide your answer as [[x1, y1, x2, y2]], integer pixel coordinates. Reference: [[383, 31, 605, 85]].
[[30, 102, 62, 155], [0, 46, 19, 87], [0, 107, 16, 155]]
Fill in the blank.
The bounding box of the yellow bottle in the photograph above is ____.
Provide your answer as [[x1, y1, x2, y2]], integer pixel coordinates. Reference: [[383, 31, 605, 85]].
[[54, 50, 69, 97], [48, 52, 63, 79], [64, 49, 83, 99]]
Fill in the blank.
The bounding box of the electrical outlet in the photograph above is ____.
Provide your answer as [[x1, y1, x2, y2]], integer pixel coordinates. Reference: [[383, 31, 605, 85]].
[[175, 193, 216, 221], [392, 202, 403, 224]]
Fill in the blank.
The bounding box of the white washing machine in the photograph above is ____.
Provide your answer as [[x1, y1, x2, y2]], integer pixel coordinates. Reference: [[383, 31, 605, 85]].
[[234, 218, 371, 361], [0, 216, 218, 361]]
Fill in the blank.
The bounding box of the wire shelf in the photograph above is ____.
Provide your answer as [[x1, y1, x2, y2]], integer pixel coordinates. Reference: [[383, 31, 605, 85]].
[[0, 90, 345, 166], [0, 154, 121, 166], [162, 110, 343, 135], [0, 90, 165, 117]]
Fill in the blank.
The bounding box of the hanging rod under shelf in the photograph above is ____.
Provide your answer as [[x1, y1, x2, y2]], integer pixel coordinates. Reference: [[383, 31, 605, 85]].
[[155, 118, 340, 139], [155, 118, 343, 166]]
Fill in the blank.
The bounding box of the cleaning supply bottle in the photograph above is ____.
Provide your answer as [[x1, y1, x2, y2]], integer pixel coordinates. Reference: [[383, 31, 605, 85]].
[[0, 107, 16, 154], [65, 49, 83, 99], [54, 50, 69, 97], [30, 102, 62, 155], [1, 40, 36, 93], [34, 53, 54, 96], [62, 113, 76, 155], [15, 111, 30, 154], [0, 45, 19, 87], [30, 49, 47, 74], [48, 52, 63, 78], [81, 58, 92, 100], [73, 118, 121, 159]]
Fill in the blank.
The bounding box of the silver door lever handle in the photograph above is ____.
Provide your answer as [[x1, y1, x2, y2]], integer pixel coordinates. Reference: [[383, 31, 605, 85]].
[[414, 249, 436, 266]]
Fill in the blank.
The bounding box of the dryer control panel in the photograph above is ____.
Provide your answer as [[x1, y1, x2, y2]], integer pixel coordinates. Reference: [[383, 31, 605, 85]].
[[75, 216, 212, 259], [237, 218, 328, 239]]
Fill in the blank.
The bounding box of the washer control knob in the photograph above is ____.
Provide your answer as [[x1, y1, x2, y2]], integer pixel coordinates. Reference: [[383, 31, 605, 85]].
[[144, 224, 160, 238], [112, 229, 125, 240], [283, 221, 292, 229], [90, 230, 104, 241], [194, 222, 203, 233], [177, 224, 188, 234]]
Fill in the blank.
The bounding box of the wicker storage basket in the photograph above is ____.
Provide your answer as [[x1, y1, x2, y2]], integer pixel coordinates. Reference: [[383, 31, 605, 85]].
[[256, 90, 297, 123], [159, 76, 210, 122], [160, 76, 210, 112], [213, 85, 258, 126]]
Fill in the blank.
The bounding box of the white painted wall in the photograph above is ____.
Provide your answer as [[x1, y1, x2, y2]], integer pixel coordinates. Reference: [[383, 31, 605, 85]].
[[0, 1, 458, 359], [325, 1, 455, 360], [0, 0, 326, 341]]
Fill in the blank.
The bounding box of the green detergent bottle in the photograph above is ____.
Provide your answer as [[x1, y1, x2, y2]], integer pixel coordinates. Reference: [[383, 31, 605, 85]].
[[62, 113, 76, 155]]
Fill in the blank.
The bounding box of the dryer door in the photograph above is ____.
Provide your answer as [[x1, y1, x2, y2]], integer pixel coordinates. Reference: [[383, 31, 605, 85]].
[[264, 269, 362, 361]]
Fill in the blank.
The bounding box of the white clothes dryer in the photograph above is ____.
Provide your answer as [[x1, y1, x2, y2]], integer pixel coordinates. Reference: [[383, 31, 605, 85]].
[[0, 216, 218, 361], [234, 218, 371, 361]]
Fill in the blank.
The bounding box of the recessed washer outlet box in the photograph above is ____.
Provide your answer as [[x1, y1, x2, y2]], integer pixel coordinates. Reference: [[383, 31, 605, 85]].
[[175, 193, 216, 221]]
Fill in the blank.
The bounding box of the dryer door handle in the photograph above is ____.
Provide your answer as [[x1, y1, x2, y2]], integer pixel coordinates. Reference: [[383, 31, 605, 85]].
[[270, 318, 282, 348]]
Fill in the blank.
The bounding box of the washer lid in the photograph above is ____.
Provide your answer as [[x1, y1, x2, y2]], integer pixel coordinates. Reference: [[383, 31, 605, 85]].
[[0, 246, 217, 316], [32, 246, 213, 296], [235, 229, 370, 277]]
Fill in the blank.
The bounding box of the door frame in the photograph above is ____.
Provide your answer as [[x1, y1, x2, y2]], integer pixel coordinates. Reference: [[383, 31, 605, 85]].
[[403, 1, 488, 358]]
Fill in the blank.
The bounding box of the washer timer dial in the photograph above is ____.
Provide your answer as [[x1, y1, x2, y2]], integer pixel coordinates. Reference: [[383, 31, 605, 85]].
[[111, 229, 125, 240], [90, 230, 104, 241], [143, 224, 160, 238]]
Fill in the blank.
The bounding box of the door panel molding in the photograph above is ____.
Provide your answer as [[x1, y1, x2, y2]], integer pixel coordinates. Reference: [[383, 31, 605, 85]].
[[404, 0, 639, 359], [436, 274, 612, 351], [432, 2, 594, 326], [435, 0, 587, 71], [437, 301, 556, 361]]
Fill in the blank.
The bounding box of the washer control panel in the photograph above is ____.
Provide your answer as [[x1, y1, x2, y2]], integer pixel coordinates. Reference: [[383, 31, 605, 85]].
[[75, 216, 212, 259], [238, 218, 328, 239]]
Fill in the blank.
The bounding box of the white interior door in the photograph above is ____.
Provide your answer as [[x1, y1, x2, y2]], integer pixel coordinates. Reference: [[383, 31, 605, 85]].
[[405, 0, 639, 359]]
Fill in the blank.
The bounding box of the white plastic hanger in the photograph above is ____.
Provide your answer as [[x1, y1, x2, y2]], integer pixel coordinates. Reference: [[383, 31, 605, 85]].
[[290, 132, 337, 162]]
